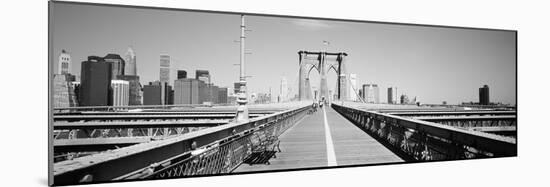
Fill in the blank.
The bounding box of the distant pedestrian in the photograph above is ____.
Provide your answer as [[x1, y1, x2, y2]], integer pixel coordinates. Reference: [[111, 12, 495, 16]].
[[312, 102, 318, 113]]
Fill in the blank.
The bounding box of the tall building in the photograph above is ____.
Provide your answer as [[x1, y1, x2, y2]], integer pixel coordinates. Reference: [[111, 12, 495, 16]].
[[104, 54, 125, 79], [362, 84, 369, 102], [339, 74, 349, 100], [124, 47, 137, 76], [166, 87, 174, 105], [218, 87, 228, 104], [174, 79, 205, 104], [209, 85, 220, 104], [198, 80, 208, 104], [72, 81, 80, 105], [177, 70, 187, 79], [279, 77, 288, 102], [363, 84, 380, 103], [195, 70, 210, 84], [117, 75, 142, 105], [111, 80, 129, 106], [151, 81, 173, 105], [166, 84, 174, 105], [387, 87, 398, 104], [58, 49, 71, 75], [143, 83, 161, 105], [53, 74, 78, 107], [479, 85, 490, 105], [349, 74, 357, 101], [160, 54, 171, 83], [373, 85, 380, 103], [193, 70, 213, 104], [160, 55, 171, 104], [79, 56, 112, 106], [54, 50, 77, 107]]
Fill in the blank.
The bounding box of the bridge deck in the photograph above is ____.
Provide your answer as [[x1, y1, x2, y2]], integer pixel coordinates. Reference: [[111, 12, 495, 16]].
[[234, 106, 402, 172]]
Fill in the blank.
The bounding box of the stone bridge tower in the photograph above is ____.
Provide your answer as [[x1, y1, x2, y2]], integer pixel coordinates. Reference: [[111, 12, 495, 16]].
[[298, 51, 348, 101]]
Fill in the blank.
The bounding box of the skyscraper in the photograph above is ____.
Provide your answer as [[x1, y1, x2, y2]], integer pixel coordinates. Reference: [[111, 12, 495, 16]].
[[58, 49, 71, 75], [79, 56, 112, 106], [174, 79, 198, 104], [363, 84, 380, 103], [166, 84, 174, 105], [143, 82, 161, 105], [218, 87, 228, 104], [209, 85, 219, 104], [72, 81, 81, 103], [54, 50, 78, 107], [117, 75, 142, 105], [104, 54, 125, 79], [479, 85, 490, 105], [198, 80, 208, 104], [111, 80, 129, 106], [195, 70, 210, 84], [53, 74, 78, 107], [124, 47, 137, 76], [374, 85, 380, 103], [174, 79, 209, 105], [160, 54, 171, 104], [387, 87, 398, 104], [279, 77, 288, 102], [160, 54, 170, 83], [339, 74, 349, 100], [177, 70, 187, 79], [349, 73, 357, 101], [151, 81, 173, 105], [194, 70, 213, 104]]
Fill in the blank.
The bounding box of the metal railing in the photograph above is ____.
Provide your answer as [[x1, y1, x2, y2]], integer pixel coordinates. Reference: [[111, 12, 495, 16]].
[[331, 103, 516, 161], [129, 105, 305, 179], [53, 103, 311, 185]]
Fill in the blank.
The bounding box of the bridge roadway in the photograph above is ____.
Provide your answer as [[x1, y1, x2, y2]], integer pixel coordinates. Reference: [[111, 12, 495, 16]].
[[234, 105, 403, 172]]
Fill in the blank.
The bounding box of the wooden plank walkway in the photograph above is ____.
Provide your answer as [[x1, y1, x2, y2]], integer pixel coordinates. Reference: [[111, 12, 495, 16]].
[[233, 106, 403, 173]]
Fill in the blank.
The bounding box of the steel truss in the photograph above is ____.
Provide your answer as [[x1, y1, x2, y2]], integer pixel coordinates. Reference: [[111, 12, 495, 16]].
[[53, 104, 312, 185]]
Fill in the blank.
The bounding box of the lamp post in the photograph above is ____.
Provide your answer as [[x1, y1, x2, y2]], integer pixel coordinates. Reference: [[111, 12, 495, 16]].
[[235, 14, 249, 122]]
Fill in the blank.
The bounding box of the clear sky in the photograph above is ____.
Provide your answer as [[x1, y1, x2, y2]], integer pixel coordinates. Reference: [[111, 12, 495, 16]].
[[52, 2, 516, 105]]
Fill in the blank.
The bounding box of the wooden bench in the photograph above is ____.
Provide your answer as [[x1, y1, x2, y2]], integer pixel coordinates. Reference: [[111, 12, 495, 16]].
[[245, 129, 281, 165], [250, 130, 281, 154]]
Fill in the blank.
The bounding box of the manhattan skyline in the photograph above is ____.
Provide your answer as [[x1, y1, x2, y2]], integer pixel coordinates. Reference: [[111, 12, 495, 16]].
[[51, 3, 516, 105]]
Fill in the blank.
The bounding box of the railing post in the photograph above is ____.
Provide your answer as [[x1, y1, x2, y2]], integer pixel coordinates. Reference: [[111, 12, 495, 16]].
[[372, 119, 381, 133], [366, 116, 373, 130]]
